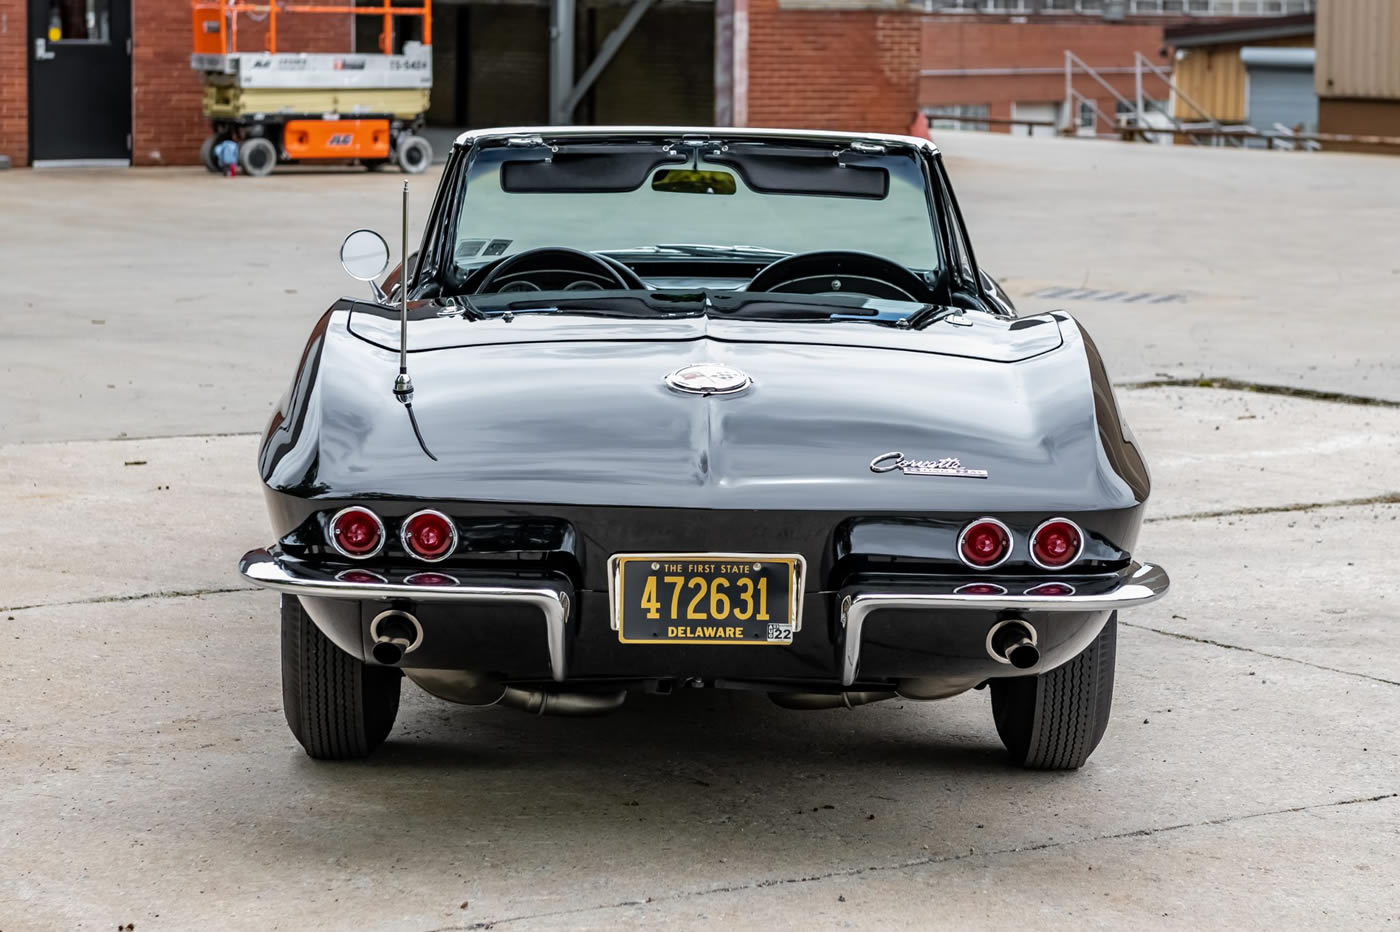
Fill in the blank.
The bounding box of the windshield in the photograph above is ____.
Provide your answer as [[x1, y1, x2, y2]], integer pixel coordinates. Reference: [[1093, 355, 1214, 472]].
[[453, 142, 942, 274]]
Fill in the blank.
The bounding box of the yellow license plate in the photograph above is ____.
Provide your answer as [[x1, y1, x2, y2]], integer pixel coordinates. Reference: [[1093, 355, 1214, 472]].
[[608, 553, 806, 645]]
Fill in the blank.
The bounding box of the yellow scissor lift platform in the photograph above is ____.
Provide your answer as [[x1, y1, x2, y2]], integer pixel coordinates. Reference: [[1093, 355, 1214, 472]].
[[191, 1, 433, 176]]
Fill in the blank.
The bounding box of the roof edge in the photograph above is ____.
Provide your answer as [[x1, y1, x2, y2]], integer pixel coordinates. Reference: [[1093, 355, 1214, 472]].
[[1165, 12, 1314, 48]]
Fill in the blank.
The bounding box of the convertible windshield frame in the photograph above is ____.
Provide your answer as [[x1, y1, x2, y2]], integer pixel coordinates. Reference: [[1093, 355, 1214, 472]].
[[411, 129, 983, 306], [452, 133, 946, 273]]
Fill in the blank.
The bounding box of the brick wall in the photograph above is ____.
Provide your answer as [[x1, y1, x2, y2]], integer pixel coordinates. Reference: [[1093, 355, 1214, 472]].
[[745, 0, 922, 135], [0, 0, 352, 167], [0, 0, 26, 165], [740, 7, 1171, 137], [919, 19, 1169, 132]]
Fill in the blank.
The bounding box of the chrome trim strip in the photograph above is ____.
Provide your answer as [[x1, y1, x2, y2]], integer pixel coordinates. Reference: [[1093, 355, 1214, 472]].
[[956, 516, 1014, 571], [399, 508, 459, 563], [328, 506, 386, 561], [1028, 516, 1086, 571], [453, 125, 939, 155], [238, 548, 571, 681], [606, 551, 808, 634], [838, 562, 1170, 686]]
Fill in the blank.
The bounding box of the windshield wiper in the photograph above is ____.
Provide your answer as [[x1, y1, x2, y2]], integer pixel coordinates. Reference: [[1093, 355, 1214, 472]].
[[603, 244, 792, 260]]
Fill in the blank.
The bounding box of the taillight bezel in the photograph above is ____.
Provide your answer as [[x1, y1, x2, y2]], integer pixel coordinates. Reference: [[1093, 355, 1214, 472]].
[[1029, 517, 1085, 571], [399, 509, 459, 563], [957, 517, 1013, 570], [328, 506, 386, 560]]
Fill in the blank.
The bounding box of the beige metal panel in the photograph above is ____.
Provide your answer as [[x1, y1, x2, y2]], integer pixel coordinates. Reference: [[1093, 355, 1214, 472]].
[[204, 87, 431, 119], [1173, 45, 1248, 123], [1317, 0, 1400, 99]]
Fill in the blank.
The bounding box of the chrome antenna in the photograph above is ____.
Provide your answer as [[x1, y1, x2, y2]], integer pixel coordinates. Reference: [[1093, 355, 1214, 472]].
[[393, 181, 413, 399]]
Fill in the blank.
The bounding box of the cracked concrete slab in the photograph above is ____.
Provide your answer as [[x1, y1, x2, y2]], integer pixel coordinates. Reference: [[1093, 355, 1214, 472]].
[[1130, 502, 1400, 685], [1116, 386, 1400, 520], [502, 795, 1400, 930], [1, 586, 1396, 928], [0, 434, 262, 610]]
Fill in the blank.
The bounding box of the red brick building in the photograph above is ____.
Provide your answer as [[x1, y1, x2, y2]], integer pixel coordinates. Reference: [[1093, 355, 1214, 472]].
[[739, 2, 1177, 138]]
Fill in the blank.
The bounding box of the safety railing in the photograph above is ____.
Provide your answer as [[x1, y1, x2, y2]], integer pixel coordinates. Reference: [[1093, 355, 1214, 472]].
[[191, 0, 431, 56]]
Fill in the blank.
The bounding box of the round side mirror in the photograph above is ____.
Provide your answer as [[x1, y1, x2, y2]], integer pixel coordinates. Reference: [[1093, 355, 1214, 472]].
[[339, 229, 390, 282]]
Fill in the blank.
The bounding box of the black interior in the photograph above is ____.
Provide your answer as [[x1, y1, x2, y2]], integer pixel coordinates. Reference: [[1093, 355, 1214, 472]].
[[470, 247, 648, 295], [463, 246, 943, 303]]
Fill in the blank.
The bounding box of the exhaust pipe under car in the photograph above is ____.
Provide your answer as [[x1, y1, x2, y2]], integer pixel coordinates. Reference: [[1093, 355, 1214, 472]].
[[768, 691, 897, 710], [987, 618, 1040, 669], [370, 609, 423, 666], [403, 668, 627, 716]]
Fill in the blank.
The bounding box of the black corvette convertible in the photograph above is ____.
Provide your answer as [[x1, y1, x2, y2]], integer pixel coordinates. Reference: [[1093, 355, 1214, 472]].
[[239, 126, 1169, 769]]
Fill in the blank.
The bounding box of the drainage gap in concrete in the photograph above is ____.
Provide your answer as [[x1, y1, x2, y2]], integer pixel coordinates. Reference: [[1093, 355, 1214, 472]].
[[1120, 377, 1400, 409]]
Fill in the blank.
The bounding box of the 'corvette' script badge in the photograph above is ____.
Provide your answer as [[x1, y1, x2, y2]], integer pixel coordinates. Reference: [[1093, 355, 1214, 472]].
[[869, 451, 989, 479]]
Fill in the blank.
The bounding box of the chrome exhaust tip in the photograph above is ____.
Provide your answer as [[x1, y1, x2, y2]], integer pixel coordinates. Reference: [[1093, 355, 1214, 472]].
[[987, 618, 1039, 670], [370, 609, 423, 666]]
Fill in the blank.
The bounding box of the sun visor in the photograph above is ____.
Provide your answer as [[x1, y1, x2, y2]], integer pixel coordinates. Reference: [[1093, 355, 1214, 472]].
[[702, 145, 890, 199], [501, 146, 687, 193]]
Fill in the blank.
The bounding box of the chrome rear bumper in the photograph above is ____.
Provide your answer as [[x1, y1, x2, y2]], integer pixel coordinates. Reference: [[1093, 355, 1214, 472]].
[[838, 562, 1169, 685], [238, 548, 571, 681]]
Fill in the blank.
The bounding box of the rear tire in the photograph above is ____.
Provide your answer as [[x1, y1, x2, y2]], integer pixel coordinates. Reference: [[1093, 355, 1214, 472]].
[[281, 596, 400, 760], [395, 134, 432, 174], [199, 135, 220, 173], [239, 137, 278, 177], [990, 612, 1117, 770]]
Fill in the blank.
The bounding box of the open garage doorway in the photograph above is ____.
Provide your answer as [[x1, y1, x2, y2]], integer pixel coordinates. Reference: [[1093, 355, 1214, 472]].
[[398, 1, 715, 147]]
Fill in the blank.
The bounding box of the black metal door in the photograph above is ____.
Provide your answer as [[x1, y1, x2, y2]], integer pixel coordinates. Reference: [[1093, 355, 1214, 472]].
[[28, 0, 132, 163]]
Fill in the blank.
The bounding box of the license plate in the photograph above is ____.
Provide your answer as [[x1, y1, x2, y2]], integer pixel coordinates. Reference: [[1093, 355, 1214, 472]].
[[609, 553, 806, 645]]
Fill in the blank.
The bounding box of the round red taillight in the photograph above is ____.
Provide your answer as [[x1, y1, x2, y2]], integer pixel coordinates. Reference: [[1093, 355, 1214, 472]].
[[1031, 518, 1083, 570], [330, 506, 384, 559], [400, 510, 457, 562], [958, 518, 1012, 569]]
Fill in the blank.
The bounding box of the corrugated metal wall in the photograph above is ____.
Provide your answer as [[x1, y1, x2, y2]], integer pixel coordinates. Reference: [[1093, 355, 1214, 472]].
[[1174, 45, 1249, 122], [1317, 0, 1400, 98], [1173, 36, 1313, 124]]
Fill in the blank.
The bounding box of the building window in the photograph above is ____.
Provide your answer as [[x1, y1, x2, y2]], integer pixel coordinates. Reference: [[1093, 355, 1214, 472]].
[[1078, 100, 1097, 131], [47, 0, 110, 43], [926, 105, 990, 133]]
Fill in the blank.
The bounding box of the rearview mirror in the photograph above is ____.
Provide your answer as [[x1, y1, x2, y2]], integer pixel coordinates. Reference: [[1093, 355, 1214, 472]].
[[650, 169, 737, 195], [340, 229, 390, 282]]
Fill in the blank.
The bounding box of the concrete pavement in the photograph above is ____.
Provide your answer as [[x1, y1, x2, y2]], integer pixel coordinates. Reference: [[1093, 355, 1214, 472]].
[[1, 134, 1398, 929]]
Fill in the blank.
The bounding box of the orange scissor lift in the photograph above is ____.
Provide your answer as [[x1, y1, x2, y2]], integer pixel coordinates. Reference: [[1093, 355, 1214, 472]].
[[190, 0, 433, 176]]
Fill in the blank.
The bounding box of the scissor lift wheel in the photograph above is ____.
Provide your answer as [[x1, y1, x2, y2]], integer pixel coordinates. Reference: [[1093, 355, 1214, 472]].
[[396, 134, 432, 174], [239, 138, 278, 177]]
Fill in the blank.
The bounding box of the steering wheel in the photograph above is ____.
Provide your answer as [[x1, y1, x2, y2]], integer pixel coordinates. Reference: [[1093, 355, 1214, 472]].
[[473, 247, 645, 295], [747, 250, 935, 303]]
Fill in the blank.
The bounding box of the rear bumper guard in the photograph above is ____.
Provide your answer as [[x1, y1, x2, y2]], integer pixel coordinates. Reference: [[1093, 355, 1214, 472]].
[[838, 561, 1170, 686], [238, 547, 571, 681]]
